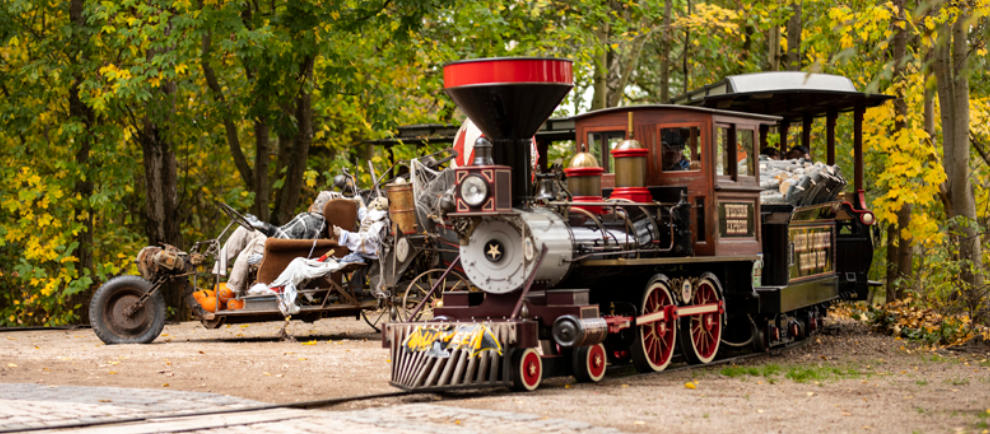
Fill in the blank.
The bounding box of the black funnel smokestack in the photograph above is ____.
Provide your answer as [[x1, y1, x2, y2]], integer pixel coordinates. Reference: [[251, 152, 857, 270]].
[[444, 57, 573, 206]]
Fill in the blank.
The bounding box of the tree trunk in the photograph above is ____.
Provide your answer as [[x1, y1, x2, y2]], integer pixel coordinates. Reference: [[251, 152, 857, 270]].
[[606, 38, 646, 108], [933, 10, 984, 296], [885, 224, 898, 301], [886, 0, 912, 302], [783, 1, 802, 71], [138, 116, 185, 318], [68, 0, 94, 279], [591, 25, 609, 110], [272, 91, 313, 222], [681, 0, 691, 94], [768, 24, 780, 71], [658, 0, 672, 103], [68, 0, 96, 322], [253, 119, 272, 221]]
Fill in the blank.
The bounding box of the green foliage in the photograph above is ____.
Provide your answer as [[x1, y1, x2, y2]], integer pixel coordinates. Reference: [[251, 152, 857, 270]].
[[0, 0, 987, 325]]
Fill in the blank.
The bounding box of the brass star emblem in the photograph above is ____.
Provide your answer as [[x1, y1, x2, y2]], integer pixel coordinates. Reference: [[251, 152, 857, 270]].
[[486, 242, 501, 260]]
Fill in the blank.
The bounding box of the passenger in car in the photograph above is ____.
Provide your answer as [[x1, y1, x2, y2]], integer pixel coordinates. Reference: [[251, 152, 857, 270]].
[[216, 191, 343, 295]]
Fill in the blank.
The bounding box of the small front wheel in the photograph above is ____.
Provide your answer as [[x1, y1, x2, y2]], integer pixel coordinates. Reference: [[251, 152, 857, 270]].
[[510, 347, 543, 391], [572, 343, 607, 383], [89, 275, 166, 345]]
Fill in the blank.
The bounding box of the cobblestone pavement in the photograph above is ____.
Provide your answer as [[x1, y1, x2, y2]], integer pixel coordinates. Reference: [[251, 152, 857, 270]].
[[0, 383, 620, 433]]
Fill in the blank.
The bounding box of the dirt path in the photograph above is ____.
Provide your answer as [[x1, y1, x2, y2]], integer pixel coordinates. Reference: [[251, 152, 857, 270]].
[[1, 317, 987, 432]]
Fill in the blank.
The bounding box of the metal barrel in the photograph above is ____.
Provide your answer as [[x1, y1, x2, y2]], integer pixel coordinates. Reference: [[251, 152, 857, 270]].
[[385, 182, 418, 235]]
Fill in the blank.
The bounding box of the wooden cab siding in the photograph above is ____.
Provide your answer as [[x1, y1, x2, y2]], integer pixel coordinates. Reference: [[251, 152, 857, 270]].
[[573, 105, 778, 257]]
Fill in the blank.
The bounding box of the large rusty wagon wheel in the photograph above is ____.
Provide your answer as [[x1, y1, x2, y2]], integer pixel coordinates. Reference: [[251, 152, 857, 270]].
[[399, 268, 470, 321], [679, 272, 724, 364], [630, 275, 677, 373], [89, 275, 166, 345]]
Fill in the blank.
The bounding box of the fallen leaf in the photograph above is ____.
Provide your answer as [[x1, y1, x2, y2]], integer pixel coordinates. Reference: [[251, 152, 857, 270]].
[[240, 325, 249, 328], [98, 399, 112, 403], [263, 371, 272, 376], [684, 381, 697, 390], [298, 357, 307, 361], [806, 391, 815, 397], [564, 384, 571, 389], [108, 371, 117, 375], [162, 383, 169, 387], [302, 340, 317, 346]]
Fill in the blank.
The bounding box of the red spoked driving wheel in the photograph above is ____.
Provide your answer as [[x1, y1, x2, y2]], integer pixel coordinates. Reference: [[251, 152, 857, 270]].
[[680, 272, 723, 364], [572, 343, 607, 383], [630, 276, 677, 372], [511, 347, 543, 391]]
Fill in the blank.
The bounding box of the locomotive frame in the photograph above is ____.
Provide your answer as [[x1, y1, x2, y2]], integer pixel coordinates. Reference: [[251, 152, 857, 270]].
[[383, 58, 890, 391]]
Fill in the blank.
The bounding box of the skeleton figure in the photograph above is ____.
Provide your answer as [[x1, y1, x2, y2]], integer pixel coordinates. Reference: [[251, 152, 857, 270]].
[[216, 191, 338, 294], [333, 196, 389, 261]]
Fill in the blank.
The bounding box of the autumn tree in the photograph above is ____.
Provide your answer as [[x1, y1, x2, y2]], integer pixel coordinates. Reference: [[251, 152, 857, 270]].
[[933, 2, 985, 306]]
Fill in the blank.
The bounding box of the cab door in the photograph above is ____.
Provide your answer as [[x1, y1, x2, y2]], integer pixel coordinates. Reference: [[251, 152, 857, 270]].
[[711, 120, 762, 256], [653, 121, 713, 255]]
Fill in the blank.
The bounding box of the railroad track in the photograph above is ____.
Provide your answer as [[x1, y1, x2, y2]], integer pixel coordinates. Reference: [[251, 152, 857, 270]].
[[1, 338, 808, 433]]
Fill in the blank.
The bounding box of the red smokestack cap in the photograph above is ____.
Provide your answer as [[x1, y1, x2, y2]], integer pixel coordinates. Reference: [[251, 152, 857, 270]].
[[443, 57, 573, 140]]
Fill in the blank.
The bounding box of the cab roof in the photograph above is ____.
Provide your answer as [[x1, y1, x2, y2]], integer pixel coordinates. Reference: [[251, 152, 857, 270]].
[[671, 72, 892, 121]]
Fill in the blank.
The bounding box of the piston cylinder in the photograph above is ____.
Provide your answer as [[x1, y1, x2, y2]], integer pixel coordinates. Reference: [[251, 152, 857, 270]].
[[552, 315, 608, 347]]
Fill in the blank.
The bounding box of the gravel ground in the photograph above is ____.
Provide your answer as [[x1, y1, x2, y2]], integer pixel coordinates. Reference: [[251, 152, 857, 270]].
[[1, 316, 987, 433]]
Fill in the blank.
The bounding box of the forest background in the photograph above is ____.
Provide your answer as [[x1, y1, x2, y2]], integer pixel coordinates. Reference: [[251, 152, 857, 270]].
[[1, 0, 987, 345]]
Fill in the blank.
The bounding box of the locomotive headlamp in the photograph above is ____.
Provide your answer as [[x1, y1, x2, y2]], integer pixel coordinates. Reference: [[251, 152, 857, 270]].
[[460, 175, 489, 206], [859, 211, 875, 226]]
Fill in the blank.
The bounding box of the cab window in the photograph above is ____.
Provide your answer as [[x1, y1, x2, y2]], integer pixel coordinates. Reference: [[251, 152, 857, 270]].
[[737, 128, 755, 177], [660, 126, 701, 172], [716, 125, 732, 176], [587, 130, 625, 172]]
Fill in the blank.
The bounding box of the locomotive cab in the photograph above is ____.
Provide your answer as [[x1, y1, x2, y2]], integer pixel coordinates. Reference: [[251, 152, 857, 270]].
[[573, 106, 777, 258]]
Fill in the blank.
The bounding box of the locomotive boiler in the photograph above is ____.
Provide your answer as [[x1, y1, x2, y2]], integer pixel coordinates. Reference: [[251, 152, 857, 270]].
[[383, 57, 887, 391]]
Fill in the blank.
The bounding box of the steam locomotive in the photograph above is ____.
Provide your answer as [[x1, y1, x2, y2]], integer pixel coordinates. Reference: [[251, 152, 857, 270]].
[[384, 57, 888, 391]]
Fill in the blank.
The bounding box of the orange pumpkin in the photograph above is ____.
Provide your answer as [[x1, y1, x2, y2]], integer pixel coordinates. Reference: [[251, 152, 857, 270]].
[[199, 297, 218, 312], [193, 289, 217, 312], [226, 299, 244, 310], [216, 284, 235, 304]]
